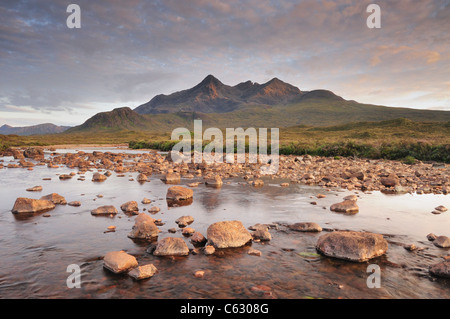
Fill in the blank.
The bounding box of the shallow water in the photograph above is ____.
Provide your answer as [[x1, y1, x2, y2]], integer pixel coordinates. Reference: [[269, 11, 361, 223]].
[[0, 149, 449, 299]]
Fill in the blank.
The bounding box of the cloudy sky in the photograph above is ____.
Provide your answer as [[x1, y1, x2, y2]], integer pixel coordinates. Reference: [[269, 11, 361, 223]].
[[1, 0, 449, 126]]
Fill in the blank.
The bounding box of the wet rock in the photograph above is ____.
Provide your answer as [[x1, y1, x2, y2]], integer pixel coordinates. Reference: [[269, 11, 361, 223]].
[[175, 215, 194, 228], [137, 173, 148, 182], [92, 172, 107, 182], [433, 236, 450, 248], [91, 205, 118, 215], [127, 213, 159, 240], [103, 251, 138, 274], [161, 173, 181, 184], [120, 201, 139, 214], [153, 237, 189, 256], [23, 147, 44, 159], [429, 260, 450, 278], [166, 186, 193, 201], [141, 198, 152, 204], [252, 179, 264, 187], [182, 227, 195, 236], [168, 228, 177, 233], [343, 195, 358, 201], [207, 220, 252, 248], [40, 193, 67, 205], [68, 201, 81, 207], [194, 270, 205, 278], [427, 233, 437, 241], [330, 200, 359, 214], [26, 186, 43, 192], [128, 264, 157, 280], [435, 205, 447, 213], [316, 194, 326, 199], [380, 175, 399, 187], [191, 232, 207, 246], [404, 244, 418, 251], [205, 176, 223, 188], [203, 245, 215, 255], [59, 174, 72, 180], [248, 248, 262, 256], [148, 206, 161, 214], [252, 228, 272, 241], [288, 222, 322, 232], [316, 231, 388, 262], [280, 183, 289, 187], [12, 198, 56, 214]]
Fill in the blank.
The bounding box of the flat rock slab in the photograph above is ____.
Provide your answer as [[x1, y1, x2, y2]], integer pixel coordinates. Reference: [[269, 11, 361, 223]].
[[26, 186, 43, 192], [91, 205, 118, 215], [40, 193, 67, 205], [288, 222, 322, 232], [12, 197, 56, 214], [316, 231, 388, 262], [207, 220, 253, 248], [103, 251, 138, 274], [330, 200, 359, 214], [429, 260, 450, 278], [153, 237, 189, 256], [128, 264, 157, 280]]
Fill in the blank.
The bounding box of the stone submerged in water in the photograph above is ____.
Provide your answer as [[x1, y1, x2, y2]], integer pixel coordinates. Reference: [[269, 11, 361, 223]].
[[429, 260, 450, 278], [207, 220, 252, 248], [128, 264, 157, 280], [153, 237, 189, 256], [316, 231, 388, 262], [127, 213, 159, 240], [330, 200, 359, 214], [91, 205, 118, 215], [103, 251, 138, 274], [11, 197, 55, 214], [288, 222, 322, 232]]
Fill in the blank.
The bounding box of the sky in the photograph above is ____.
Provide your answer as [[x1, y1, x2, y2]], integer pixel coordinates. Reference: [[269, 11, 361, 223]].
[[0, 0, 449, 127]]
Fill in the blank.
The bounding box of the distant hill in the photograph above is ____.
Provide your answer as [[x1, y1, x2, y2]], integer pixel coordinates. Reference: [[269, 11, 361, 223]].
[[0, 123, 70, 136]]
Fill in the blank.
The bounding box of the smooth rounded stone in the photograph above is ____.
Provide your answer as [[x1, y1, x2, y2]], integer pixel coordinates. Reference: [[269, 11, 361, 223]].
[[161, 173, 181, 184], [128, 264, 158, 280], [316, 194, 326, 198], [343, 194, 358, 201], [182, 227, 195, 236], [40, 193, 67, 205], [248, 248, 262, 257], [68, 201, 81, 207], [103, 251, 138, 274], [203, 245, 216, 255], [429, 260, 450, 278], [43, 213, 51, 217], [207, 220, 253, 248], [166, 186, 193, 201], [59, 174, 72, 180], [12, 198, 56, 214], [127, 213, 159, 240], [380, 176, 399, 187], [188, 182, 201, 187], [330, 200, 359, 214], [288, 222, 322, 232], [91, 205, 118, 215], [316, 231, 388, 262], [141, 198, 152, 204], [280, 183, 289, 187], [252, 179, 264, 187], [26, 185, 43, 192], [137, 173, 148, 182], [194, 270, 205, 278], [148, 206, 161, 214], [427, 233, 437, 241], [107, 226, 116, 232], [175, 215, 194, 227], [252, 229, 272, 241], [191, 232, 207, 246], [168, 228, 177, 233], [120, 201, 139, 214], [435, 205, 447, 212], [92, 172, 107, 182], [433, 236, 450, 248], [153, 237, 189, 256], [431, 210, 443, 215], [205, 176, 223, 188]]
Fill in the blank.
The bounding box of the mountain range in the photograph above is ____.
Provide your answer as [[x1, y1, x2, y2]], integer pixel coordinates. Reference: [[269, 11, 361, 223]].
[[0, 123, 71, 136]]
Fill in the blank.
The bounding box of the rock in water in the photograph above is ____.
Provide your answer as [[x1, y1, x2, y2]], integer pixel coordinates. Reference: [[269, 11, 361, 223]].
[[26, 186, 43, 192], [429, 260, 450, 278], [191, 232, 207, 246], [175, 215, 194, 227], [103, 251, 138, 274], [153, 237, 189, 256], [433, 236, 450, 248], [11, 197, 56, 214], [205, 176, 223, 188], [330, 200, 359, 214], [288, 222, 322, 232], [161, 173, 181, 184], [166, 186, 193, 201], [128, 264, 157, 280], [316, 231, 388, 262], [40, 193, 67, 205], [207, 220, 252, 248], [92, 172, 107, 182], [120, 201, 139, 214], [91, 205, 118, 215], [128, 213, 159, 240]]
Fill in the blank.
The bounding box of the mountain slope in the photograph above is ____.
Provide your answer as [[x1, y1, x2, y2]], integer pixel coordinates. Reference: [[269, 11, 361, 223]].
[[0, 123, 70, 136]]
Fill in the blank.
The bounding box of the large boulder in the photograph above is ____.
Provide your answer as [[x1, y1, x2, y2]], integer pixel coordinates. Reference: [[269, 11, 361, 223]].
[[91, 205, 118, 215], [153, 237, 189, 256], [330, 200, 359, 214], [316, 231, 388, 262], [103, 251, 138, 274], [40, 193, 67, 205], [12, 197, 55, 214], [128, 213, 159, 240], [207, 220, 253, 248], [429, 260, 450, 278], [288, 222, 322, 232], [166, 186, 193, 201]]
